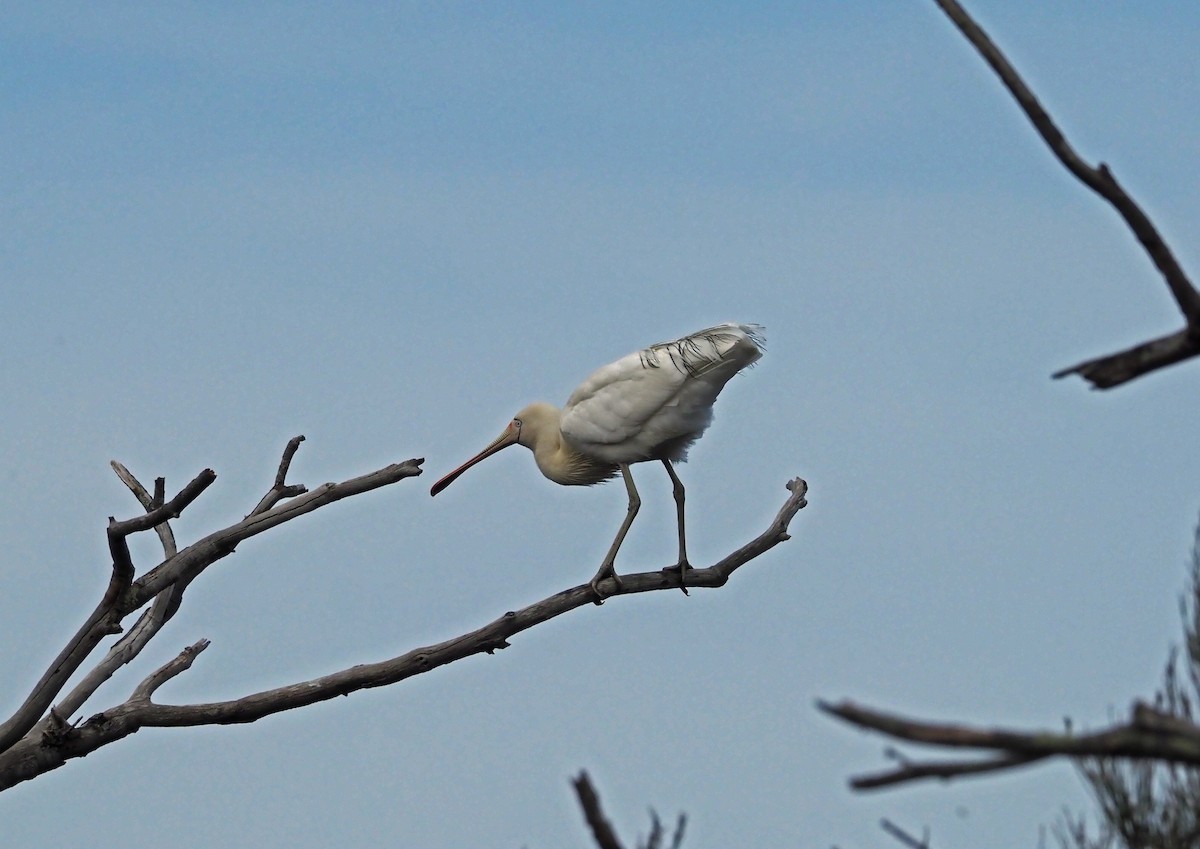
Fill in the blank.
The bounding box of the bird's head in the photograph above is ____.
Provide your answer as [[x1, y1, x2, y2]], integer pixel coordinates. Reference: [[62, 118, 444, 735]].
[[429, 402, 558, 496]]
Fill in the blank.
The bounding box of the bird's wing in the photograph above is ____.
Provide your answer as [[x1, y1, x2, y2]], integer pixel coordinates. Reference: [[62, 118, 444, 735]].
[[561, 324, 763, 451], [560, 350, 682, 448], [641, 323, 763, 378]]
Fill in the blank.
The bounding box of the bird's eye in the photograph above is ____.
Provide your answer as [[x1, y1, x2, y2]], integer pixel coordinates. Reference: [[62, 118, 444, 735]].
[[512, 418, 523, 427]]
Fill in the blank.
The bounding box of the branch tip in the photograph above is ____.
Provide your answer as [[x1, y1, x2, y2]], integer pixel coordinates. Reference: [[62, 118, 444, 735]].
[[823, 694, 1200, 790], [131, 639, 211, 702], [572, 771, 626, 849]]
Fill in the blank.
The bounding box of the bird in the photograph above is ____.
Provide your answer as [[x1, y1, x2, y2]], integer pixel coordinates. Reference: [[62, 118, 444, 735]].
[[430, 322, 765, 600]]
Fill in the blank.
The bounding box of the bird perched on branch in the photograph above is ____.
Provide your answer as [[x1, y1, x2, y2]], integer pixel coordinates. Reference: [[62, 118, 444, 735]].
[[431, 322, 765, 600]]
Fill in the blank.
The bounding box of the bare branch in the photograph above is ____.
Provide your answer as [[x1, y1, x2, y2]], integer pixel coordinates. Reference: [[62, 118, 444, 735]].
[[141, 479, 804, 727], [670, 476, 807, 595], [105, 468, 216, 606], [52, 595, 191, 723], [111, 461, 178, 558], [573, 771, 627, 849], [0, 446, 425, 766], [52, 465, 193, 721], [250, 435, 309, 516], [129, 640, 211, 703], [0, 476, 805, 790], [107, 468, 216, 554], [819, 698, 1200, 791], [131, 458, 425, 606], [646, 811, 686, 849], [0, 469, 217, 755], [667, 815, 687, 849], [881, 818, 932, 849], [934, 0, 1200, 388], [1051, 327, 1200, 389], [100, 469, 216, 681], [571, 771, 686, 849], [854, 751, 1045, 791]]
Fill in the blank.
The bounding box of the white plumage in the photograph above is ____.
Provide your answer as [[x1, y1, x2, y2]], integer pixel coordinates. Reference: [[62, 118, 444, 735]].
[[561, 323, 764, 463], [431, 322, 765, 599]]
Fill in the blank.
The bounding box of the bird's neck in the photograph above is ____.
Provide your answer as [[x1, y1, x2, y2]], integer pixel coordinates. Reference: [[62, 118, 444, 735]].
[[532, 431, 616, 487], [530, 428, 575, 484], [515, 401, 617, 486]]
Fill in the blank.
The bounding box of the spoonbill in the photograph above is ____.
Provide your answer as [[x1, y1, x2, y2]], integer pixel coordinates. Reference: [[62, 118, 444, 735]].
[[430, 322, 765, 599]]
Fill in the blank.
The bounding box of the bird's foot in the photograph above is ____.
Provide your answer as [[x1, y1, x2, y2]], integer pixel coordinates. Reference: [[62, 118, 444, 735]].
[[589, 564, 623, 605], [663, 560, 691, 596]]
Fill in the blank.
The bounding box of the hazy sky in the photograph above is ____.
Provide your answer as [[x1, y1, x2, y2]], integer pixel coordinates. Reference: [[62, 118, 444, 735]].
[[3, 3, 1199, 847]]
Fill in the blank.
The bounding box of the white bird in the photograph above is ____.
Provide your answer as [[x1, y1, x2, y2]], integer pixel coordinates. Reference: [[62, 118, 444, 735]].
[[430, 323, 765, 599]]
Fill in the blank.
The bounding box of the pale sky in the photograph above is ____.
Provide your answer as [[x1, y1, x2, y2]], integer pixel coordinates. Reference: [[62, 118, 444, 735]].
[[3, 3, 1200, 848]]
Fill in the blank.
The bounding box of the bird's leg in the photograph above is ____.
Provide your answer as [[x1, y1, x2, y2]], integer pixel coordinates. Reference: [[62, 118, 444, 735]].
[[662, 460, 690, 595], [590, 464, 639, 602]]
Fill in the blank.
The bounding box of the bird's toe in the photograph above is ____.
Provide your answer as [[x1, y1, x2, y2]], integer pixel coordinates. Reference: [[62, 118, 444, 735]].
[[589, 565, 622, 604], [664, 561, 691, 595]]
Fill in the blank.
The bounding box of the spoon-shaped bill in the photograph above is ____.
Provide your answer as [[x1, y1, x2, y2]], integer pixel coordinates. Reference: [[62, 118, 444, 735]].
[[429, 421, 520, 496]]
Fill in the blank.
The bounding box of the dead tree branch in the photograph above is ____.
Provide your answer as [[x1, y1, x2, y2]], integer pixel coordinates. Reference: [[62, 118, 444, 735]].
[[0, 469, 218, 755], [0, 470, 806, 791], [250, 434, 308, 515], [129, 639, 211, 703], [573, 771, 627, 849], [52, 463, 192, 722], [819, 698, 1200, 791], [934, 0, 1200, 388], [110, 461, 178, 558], [571, 771, 687, 849], [0, 437, 422, 770], [129, 458, 425, 605], [881, 818, 932, 849]]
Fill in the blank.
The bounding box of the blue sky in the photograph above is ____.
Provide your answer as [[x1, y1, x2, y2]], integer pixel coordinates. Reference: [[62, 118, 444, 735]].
[[3, 3, 1199, 847]]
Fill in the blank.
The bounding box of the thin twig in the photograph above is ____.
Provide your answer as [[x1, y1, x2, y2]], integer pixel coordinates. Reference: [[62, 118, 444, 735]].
[[881, 818, 931, 849], [819, 698, 1200, 790], [667, 813, 686, 849], [130, 640, 211, 702], [250, 435, 309, 516], [854, 751, 1046, 791]]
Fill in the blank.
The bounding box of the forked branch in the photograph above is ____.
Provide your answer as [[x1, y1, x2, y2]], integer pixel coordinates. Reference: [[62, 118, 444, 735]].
[[250, 435, 309, 515], [0, 437, 424, 771], [819, 698, 1200, 791], [881, 819, 933, 849], [572, 770, 687, 849], [0, 469, 217, 755], [935, 0, 1200, 388]]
